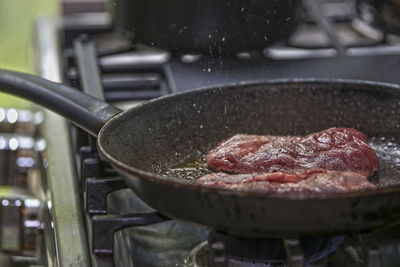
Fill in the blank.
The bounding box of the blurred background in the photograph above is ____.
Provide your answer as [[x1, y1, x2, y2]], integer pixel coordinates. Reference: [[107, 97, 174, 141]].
[[0, 0, 58, 107]]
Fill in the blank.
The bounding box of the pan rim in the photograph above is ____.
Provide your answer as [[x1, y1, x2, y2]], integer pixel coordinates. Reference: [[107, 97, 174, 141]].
[[97, 78, 400, 201]]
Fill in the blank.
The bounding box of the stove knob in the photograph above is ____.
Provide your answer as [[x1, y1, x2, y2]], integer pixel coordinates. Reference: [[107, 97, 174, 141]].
[[0, 134, 46, 187], [0, 108, 43, 135], [0, 196, 41, 256]]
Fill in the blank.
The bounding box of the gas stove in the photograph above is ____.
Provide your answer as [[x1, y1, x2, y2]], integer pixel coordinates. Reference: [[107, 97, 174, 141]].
[[22, 0, 400, 266]]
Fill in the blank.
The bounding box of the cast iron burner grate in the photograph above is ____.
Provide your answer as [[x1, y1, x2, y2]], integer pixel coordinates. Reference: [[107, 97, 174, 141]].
[[201, 231, 345, 267]]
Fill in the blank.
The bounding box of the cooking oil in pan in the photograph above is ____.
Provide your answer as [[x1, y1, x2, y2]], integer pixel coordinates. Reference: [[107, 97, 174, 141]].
[[368, 136, 400, 187], [163, 159, 212, 184]]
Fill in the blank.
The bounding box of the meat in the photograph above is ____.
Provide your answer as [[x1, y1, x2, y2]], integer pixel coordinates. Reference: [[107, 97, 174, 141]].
[[197, 128, 378, 193], [206, 128, 379, 176], [196, 170, 377, 193]]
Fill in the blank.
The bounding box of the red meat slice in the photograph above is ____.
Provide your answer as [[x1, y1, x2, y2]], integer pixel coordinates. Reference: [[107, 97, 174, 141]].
[[206, 128, 379, 177], [196, 170, 377, 193]]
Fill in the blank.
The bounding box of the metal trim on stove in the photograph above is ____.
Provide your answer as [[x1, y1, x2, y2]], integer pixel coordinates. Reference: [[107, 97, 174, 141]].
[[34, 15, 91, 267]]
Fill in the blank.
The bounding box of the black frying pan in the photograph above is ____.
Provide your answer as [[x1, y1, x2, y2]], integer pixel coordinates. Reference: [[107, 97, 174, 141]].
[[1, 69, 400, 237]]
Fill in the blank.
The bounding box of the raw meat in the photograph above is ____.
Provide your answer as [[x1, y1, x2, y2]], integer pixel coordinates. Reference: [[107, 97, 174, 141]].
[[196, 170, 377, 193], [206, 128, 379, 177]]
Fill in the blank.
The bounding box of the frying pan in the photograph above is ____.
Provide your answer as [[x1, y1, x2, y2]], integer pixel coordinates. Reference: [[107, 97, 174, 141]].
[[2, 69, 400, 237]]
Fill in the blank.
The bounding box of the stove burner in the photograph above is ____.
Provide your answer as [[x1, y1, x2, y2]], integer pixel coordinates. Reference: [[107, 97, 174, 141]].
[[190, 242, 283, 267], [188, 231, 345, 266], [208, 232, 285, 264]]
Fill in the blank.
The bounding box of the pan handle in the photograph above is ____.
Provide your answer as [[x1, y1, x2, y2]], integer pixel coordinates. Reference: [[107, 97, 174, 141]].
[[0, 69, 121, 136]]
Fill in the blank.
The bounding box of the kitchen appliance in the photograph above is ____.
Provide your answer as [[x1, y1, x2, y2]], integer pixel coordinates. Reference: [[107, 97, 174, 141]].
[[5, 0, 400, 266]]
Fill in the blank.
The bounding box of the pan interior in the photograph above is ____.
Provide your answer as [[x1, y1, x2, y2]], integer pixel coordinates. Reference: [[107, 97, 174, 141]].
[[99, 81, 400, 188]]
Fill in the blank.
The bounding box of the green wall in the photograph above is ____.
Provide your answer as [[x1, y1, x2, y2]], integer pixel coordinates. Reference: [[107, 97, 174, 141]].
[[0, 0, 59, 107]]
